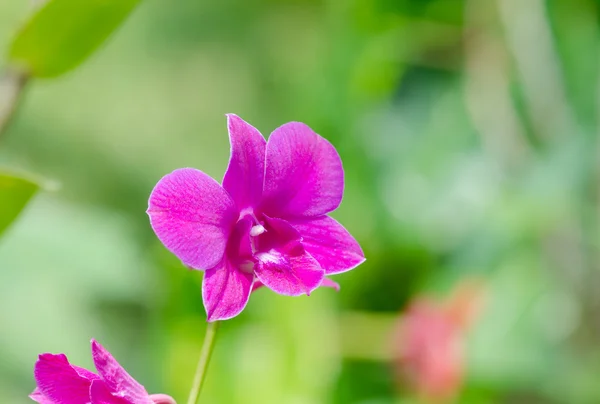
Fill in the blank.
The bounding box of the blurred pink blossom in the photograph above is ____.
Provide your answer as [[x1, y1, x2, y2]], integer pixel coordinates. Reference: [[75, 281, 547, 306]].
[[393, 280, 485, 402]]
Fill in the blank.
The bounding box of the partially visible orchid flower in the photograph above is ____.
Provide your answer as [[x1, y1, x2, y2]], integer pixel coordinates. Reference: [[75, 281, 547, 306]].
[[148, 115, 365, 321], [392, 280, 485, 403], [30, 339, 176, 404]]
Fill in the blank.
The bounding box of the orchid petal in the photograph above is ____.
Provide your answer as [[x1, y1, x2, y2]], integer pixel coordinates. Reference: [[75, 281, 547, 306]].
[[33, 353, 92, 404], [73, 365, 100, 381], [91, 340, 152, 404], [254, 249, 324, 296], [252, 277, 339, 292], [222, 114, 266, 210], [149, 394, 177, 404], [254, 216, 324, 295], [225, 215, 253, 262], [290, 215, 365, 274], [257, 215, 302, 252], [320, 278, 341, 291], [251, 280, 264, 292], [29, 388, 55, 404], [262, 122, 344, 218], [148, 168, 238, 270], [89, 380, 130, 404], [203, 258, 254, 322]]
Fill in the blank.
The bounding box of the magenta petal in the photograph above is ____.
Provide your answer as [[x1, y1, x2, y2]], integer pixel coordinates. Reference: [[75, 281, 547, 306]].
[[73, 365, 100, 381], [320, 278, 341, 291], [251, 280, 265, 292], [290, 215, 365, 274], [262, 122, 344, 218], [91, 340, 152, 404], [254, 249, 324, 296], [226, 215, 253, 261], [202, 258, 254, 321], [29, 388, 55, 404], [33, 353, 92, 404], [222, 114, 266, 210], [149, 394, 177, 404], [148, 168, 238, 270], [254, 216, 324, 295], [253, 277, 339, 292], [89, 380, 130, 404]]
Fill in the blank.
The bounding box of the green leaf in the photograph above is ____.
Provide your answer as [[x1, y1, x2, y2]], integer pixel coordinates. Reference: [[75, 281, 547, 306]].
[[0, 173, 38, 237], [8, 0, 141, 78]]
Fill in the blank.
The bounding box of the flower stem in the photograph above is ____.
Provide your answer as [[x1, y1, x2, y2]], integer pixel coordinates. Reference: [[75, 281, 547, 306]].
[[186, 321, 220, 404], [0, 68, 29, 141]]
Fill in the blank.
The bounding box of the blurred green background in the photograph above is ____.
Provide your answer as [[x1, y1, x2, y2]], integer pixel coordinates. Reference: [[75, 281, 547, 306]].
[[1, 0, 599, 402]]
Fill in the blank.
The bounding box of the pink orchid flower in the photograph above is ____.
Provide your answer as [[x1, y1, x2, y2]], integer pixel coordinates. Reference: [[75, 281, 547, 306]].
[[30, 339, 176, 404], [147, 114, 365, 321]]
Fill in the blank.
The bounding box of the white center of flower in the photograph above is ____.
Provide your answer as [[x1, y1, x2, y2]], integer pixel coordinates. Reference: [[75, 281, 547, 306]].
[[250, 224, 266, 237]]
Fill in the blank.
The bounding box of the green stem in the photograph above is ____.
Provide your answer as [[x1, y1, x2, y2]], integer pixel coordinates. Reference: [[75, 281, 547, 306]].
[[186, 321, 220, 404], [0, 68, 29, 140]]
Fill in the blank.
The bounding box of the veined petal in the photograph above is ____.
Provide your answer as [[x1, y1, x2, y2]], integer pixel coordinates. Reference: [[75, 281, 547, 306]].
[[73, 366, 100, 381], [252, 277, 339, 292], [254, 249, 324, 296], [29, 388, 56, 404], [202, 258, 254, 322], [290, 215, 365, 274], [254, 216, 324, 295], [222, 114, 266, 210], [262, 122, 344, 218], [91, 340, 152, 404], [33, 353, 92, 404], [89, 380, 130, 404], [148, 168, 238, 270]]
